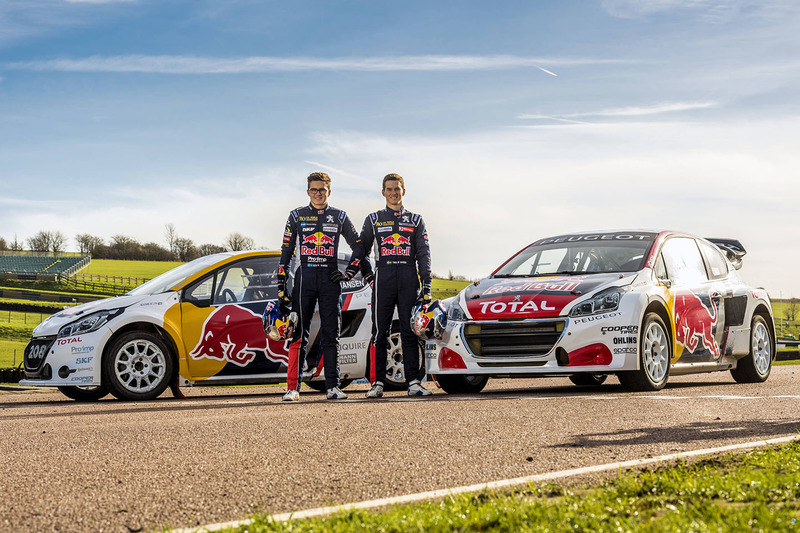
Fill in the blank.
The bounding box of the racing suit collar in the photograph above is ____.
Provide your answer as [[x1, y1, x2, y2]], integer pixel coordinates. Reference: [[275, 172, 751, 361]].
[[384, 205, 406, 217], [308, 202, 329, 213]]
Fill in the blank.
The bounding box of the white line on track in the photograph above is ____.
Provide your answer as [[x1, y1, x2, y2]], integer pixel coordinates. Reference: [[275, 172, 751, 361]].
[[174, 433, 800, 533]]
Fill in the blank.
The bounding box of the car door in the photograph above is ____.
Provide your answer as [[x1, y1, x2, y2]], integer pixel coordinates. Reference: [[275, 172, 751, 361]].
[[179, 255, 289, 379], [660, 236, 724, 363]]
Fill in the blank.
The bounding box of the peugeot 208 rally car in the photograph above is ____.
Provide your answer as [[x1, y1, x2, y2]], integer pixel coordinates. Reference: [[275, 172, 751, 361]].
[[427, 230, 775, 394], [21, 251, 412, 401]]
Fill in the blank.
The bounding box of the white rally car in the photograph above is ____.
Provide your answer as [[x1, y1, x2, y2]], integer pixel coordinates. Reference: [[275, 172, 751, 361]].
[[21, 251, 412, 401], [427, 230, 775, 393]]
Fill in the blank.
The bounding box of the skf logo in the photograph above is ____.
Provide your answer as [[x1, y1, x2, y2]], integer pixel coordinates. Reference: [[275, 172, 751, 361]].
[[301, 232, 335, 256], [380, 234, 411, 256]]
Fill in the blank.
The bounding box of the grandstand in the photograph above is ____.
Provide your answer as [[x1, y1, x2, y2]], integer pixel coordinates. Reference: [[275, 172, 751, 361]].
[[0, 253, 90, 279]]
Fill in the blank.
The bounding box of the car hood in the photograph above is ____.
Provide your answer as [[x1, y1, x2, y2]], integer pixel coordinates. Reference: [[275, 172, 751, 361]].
[[462, 273, 630, 319], [32, 293, 151, 336]]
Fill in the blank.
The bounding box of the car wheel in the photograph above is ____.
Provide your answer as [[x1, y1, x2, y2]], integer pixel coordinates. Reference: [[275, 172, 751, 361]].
[[382, 321, 425, 391], [57, 385, 109, 402], [568, 374, 608, 387], [102, 331, 174, 401], [618, 312, 671, 392], [730, 315, 773, 383], [436, 374, 489, 394]]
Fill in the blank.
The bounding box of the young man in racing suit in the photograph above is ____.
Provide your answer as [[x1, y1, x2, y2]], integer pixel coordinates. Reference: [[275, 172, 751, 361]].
[[278, 172, 368, 401], [348, 173, 433, 398]]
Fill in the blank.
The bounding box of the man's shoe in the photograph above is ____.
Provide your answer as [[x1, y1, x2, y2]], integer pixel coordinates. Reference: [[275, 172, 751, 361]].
[[408, 380, 432, 397], [326, 387, 348, 400], [365, 382, 384, 399], [282, 389, 300, 402]]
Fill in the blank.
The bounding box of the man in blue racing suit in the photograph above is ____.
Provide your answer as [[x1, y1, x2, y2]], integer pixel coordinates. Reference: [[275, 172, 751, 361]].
[[348, 173, 433, 398], [278, 172, 368, 402]]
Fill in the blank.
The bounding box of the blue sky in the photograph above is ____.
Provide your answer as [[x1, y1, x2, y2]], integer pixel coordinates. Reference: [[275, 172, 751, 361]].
[[1, 0, 799, 297]]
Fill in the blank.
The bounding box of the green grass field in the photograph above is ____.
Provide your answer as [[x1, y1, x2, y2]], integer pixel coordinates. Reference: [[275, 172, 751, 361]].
[[81, 258, 183, 279], [217, 442, 800, 532], [0, 339, 27, 368]]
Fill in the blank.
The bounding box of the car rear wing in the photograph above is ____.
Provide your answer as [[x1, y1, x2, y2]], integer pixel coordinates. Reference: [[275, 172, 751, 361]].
[[705, 238, 746, 270]]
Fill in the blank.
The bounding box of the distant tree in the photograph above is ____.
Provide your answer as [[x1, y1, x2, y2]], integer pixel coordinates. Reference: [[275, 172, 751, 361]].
[[164, 223, 178, 255], [75, 234, 104, 256], [141, 242, 175, 261], [10, 235, 23, 252], [197, 243, 227, 257], [0, 237, 7, 251], [225, 232, 255, 251], [27, 231, 53, 253], [109, 234, 141, 260], [50, 231, 67, 255], [173, 237, 196, 261], [785, 298, 799, 323]]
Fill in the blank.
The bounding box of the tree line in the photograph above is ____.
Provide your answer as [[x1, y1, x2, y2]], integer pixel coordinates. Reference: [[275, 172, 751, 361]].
[[0, 224, 256, 262]]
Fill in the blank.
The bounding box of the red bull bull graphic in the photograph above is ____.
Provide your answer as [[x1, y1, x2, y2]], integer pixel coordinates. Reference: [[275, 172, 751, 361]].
[[190, 305, 290, 367], [301, 232, 336, 256], [380, 233, 412, 256], [673, 290, 720, 357]]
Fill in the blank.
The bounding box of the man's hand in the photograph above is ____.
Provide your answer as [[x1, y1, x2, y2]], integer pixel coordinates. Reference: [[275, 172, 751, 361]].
[[417, 283, 432, 304], [278, 295, 292, 316], [330, 270, 353, 283], [364, 272, 375, 288]]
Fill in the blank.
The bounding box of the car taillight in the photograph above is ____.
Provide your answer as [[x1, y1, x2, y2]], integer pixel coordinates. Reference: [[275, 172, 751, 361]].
[[439, 347, 467, 369]]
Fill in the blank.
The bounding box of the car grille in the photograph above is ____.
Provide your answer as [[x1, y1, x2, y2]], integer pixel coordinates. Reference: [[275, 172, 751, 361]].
[[24, 336, 55, 373], [462, 320, 565, 357]]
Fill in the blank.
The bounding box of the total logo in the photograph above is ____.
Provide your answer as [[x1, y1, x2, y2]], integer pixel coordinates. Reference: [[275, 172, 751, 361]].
[[380, 233, 411, 256], [301, 232, 335, 256], [57, 336, 83, 346], [476, 299, 555, 314]]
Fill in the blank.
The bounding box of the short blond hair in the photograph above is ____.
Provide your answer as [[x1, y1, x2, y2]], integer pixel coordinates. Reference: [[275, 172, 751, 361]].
[[307, 172, 331, 189], [382, 173, 404, 190]]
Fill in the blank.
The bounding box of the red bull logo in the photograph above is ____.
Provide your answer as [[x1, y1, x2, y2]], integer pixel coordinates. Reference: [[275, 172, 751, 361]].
[[190, 305, 289, 367], [674, 290, 720, 357], [301, 231, 335, 256], [380, 233, 411, 256]]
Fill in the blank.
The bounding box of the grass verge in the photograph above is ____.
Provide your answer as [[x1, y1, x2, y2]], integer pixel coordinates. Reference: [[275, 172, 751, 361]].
[[219, 442, 800, 532], [0, 339, 27, 367]]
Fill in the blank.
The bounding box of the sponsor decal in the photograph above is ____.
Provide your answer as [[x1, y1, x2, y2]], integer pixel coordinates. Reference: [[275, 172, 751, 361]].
[[402, 215, 410, 222], [674, 289, 720, 356], [483, 280, 579, 296], [375, 221, 393, 227], [323, 224, 339, 232], [380, 234, 412, 256], [326, 215, 335, 223], [70, 376, 94, 383], [476, 299, 555, 314], [340, 353, 357, 365], [571, 312, 623, 324], [299, 216, 318, 221], [538, 232, 654, 245], [377, 226, 393, 233], [613, 336, 637, 345], [71, 345, 95, 354], [75, 356, 94, 365], [57, 337, 83, 346], [399, 226, 415, 233], [190, 305, 290, 367], [139, 301, 164, 307], [301, 232, 335, 257], [340, 340, 369, 351], [613, 347, 637, 354], [340, 279, 365, 290], [601, 325, 638, 334]]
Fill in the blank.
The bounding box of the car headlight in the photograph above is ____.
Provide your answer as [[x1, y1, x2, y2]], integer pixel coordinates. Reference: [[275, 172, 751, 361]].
[[447, 299, 468, 322], [57, 309, 123, 338], [569, 287, 624, 317]]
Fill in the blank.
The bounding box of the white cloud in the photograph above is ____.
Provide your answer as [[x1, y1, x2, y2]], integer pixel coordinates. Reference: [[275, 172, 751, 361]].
[[518, 101, 718, 120], [3, 54, 630, 74]]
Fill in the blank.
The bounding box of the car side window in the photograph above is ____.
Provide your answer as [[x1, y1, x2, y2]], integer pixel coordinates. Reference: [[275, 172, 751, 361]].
[[660, 237, 709, 285], [185, 276, 214, 305], [653, 254, 668, 281], [213, 257, 280, 305], [698, 240, 729, 280]]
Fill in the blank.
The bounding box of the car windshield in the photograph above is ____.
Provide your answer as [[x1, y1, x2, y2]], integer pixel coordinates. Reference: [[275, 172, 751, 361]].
[[494, 232, 657, 277], [127, 253, 233, 296]]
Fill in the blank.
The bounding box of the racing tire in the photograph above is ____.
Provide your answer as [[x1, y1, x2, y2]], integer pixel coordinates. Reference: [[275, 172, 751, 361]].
[[617, 312, 671, 392], [382, 321, 425, 391], [568, 374, 608, 387], [102, 331, 175, 401], [730, 315, 773, 383], [57, 385, 109, 402], [436, 374, 489, 394]]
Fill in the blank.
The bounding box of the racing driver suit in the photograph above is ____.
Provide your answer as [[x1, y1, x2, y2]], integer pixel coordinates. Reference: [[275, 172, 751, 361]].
[[352, 207, 431, 387], [279, 204, 367, 392]]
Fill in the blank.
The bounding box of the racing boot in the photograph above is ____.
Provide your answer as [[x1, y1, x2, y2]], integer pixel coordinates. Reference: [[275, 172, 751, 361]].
[[365, 381, 384, 399], [326, 387, 348, 400], [282, 389, 300, 402], [407, 380, 432, 397]]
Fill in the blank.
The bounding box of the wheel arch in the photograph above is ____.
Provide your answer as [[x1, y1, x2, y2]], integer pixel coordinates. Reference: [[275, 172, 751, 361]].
[[643, 300, 673, 343]]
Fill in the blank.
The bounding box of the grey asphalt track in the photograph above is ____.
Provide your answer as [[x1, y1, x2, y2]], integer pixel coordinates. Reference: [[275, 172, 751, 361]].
[[1, 367, 799, 533]]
